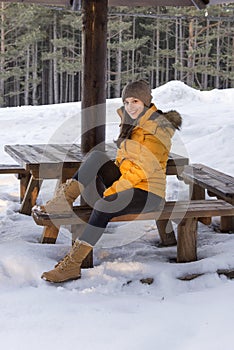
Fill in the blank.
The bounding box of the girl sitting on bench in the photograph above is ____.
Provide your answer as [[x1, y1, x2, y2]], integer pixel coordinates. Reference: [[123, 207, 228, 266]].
[[33, 80, 182, 283]]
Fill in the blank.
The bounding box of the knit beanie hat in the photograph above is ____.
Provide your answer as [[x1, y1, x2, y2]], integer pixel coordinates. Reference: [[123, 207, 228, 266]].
[[122, 80, 152, 107]]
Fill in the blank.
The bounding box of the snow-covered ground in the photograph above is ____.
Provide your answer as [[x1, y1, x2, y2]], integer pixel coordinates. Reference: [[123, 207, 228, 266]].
[[0, 80, 233, 350]]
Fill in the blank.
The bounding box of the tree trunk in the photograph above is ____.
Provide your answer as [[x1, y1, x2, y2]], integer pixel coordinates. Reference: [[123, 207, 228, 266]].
[[187, 19, 194, 86], [155, 15, 160, 87], [232, 32, 234, 88], [107, 44, 111, 98], [179, 18, 184, 81], [24, 45, 30, 106], [60, 71, 63, 103], [114, 15, 122, 97], [150, 25, 155, 87], [49, 59, 53, 104], [215, 21, 220, 89], [32, 42, 38, 105], [70, 77, 73, 102], [14, 73, 20, 106], [165, 22, 169, 82], [0, 2, 5, 106], [53, 12, 59, 104], [204, 18, 210, 90], [174, 18, 178, 81], [132, 15, 135, 79]]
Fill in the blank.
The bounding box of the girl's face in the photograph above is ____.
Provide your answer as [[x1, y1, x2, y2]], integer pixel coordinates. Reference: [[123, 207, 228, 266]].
[[124, 97, 144, 119]]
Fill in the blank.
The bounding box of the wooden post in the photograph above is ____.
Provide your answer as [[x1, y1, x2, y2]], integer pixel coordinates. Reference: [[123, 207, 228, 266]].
[[41, 225, 60, 244], [190, 183, 211, 225], [177, 218, 197, 263], [81, 0, 108, 153], [220, 216, 234, 233], [156, 219, 177, 246]]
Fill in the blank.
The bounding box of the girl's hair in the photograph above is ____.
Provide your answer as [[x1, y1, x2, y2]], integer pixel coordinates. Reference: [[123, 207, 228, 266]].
[[115, 109, 139, 148]]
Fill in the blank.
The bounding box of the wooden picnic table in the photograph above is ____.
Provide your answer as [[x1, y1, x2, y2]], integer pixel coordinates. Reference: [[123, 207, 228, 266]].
[[4, 143, 234, 264], [4, 143, 189, 216]]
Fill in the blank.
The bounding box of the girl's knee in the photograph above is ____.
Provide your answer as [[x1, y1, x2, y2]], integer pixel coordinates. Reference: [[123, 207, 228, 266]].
[[86, 150, 108, 161]]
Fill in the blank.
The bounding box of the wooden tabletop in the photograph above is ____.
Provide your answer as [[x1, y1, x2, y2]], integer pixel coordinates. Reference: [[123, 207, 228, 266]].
[[5, 143, 189, 179], [4, 143, 189, 216]]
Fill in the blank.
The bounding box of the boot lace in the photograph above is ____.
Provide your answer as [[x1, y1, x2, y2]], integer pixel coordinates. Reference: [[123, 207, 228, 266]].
[[45, 192, 67, 206], [45, 181, 73, 206], [55, 254, 74, 270], [55, 241, 80, 270]]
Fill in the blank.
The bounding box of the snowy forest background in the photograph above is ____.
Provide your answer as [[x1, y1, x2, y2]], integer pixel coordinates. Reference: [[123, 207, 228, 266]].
[[0, 3, 234, 107]]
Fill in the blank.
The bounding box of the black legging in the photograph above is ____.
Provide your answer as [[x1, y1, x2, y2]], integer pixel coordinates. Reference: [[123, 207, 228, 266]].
[[72, 150, 163, 246]]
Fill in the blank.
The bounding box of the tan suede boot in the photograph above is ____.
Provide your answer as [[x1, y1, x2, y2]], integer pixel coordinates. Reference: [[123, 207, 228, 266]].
[[36, 179, 83, 214], [41, 240, 93, 283]]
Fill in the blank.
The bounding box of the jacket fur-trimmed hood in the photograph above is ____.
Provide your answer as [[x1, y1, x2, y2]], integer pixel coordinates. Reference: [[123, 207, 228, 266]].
[[159, 110, 182, 130]]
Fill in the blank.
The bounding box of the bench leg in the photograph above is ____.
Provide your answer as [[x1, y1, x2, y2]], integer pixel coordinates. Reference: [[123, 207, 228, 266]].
[[156, 219, 177, 246], [177, 218, 197, 263], [220, 216, 234, 233], [18, 173, 31, 203], [41, 225, 59, 244], [190, 184, 211, 225], [20, 176, 41, 215]]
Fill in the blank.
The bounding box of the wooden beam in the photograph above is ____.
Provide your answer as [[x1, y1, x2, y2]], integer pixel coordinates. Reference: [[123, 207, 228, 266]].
[[191, 0, 209, 8], [81, 0, 107, 153], [0, 0, 70, 6], [108, 0, 209, 7], [0, 0, 210, 8]]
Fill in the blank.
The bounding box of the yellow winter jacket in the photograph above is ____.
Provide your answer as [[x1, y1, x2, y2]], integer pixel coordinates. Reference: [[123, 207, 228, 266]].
[[104, 104, 182, 199]]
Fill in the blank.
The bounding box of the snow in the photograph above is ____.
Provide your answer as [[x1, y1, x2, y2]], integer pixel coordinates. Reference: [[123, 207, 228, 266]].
[[0, 80, 233, 350]]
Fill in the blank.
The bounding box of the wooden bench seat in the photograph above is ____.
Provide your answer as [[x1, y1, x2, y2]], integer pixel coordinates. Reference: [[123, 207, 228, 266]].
[[0, 164, 30, 203], [181, 164, 234, 231], [32, 199, 234, 264], [0, 164, 28, 175]]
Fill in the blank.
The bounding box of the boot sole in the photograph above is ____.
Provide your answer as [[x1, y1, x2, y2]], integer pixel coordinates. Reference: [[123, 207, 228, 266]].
[[41, 275, 81, 283]]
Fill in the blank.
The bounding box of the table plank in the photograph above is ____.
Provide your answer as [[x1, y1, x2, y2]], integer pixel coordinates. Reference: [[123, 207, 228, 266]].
[[5, 143, 188, 166], [4, 143, 189, 179]]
